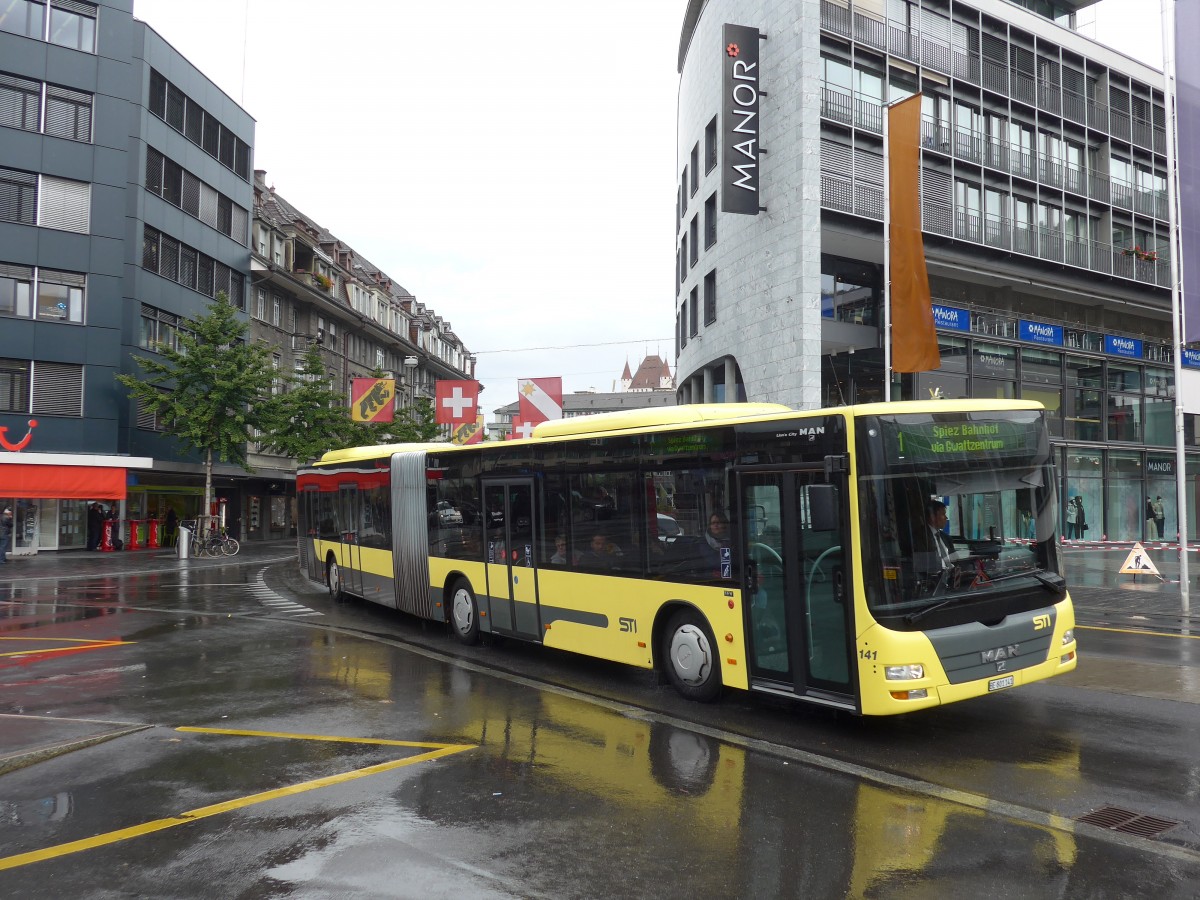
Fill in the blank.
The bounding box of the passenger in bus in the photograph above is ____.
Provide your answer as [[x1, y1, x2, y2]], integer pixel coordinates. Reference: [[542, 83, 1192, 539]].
[[705, 511, 730, 553], [580, 532, 621, 567], [550, 534, 578, 566]]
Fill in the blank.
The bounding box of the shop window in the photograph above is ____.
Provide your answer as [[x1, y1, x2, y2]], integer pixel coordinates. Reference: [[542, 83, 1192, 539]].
[[1020, 347, 1061, 384], [1065, 354, 1103, 387], [1021, 385, 1062, 437], [1107, 393, 1142, 443], [971, 341, 1016, 378], [1107, 361, 1141, 393], [1065, 389, 1103, 441]]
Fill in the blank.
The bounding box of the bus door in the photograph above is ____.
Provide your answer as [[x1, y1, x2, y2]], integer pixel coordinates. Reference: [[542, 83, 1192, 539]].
[[482, 479, 542, 640], [738, 469, 855, 706], [338, 484, 364, 598]]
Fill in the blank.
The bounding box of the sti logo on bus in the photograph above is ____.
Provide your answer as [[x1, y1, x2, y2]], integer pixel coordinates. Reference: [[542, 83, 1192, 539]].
[[1033, 614, 1052, 630], [619, 617, 637, 633]]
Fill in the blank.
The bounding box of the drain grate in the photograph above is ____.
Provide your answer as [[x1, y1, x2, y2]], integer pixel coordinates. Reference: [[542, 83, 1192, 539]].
[[1077, 806, 1180, 838]]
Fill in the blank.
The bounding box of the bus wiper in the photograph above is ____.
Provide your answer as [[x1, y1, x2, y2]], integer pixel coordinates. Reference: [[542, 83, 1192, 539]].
[[905, 596, 962, 625], [983, 569, 1066, 594]]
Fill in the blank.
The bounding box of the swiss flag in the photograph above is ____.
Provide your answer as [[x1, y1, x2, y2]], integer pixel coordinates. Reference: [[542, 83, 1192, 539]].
[[517, 377, 562, 424], [509, 417, 535, 440], [435, 380, 480, 425]]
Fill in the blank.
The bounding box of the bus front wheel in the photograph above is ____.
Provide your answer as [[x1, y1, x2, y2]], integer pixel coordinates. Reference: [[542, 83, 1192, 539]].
[[450, 579, 480, 645], [662, 609, 722, 702]]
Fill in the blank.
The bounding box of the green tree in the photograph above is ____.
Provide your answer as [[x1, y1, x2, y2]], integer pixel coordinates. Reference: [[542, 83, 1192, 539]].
[[115, 292, 275, 518], [257, 345, 360, 464]]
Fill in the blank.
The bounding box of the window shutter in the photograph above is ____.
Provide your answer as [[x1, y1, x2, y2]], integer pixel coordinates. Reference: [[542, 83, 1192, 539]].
[[31, 361, 83, 416], [45, 85, 92, 141], [199, 183, 218, 227], [0, 167, 38, 226], [0, 358, 31, 413], [142, 226, 160, 272], [145, 147, 164, 196], [0, 73, 40, 132], [38, 176, 90, 232], [136, 396, 157, 430], [231, 204, 248, 245], [148, 69, 167, 119], [181, 170, 201, 217]]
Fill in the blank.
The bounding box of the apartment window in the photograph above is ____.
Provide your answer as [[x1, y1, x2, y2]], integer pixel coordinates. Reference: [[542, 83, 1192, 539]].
[[255, 287, 266, 320], [679, 234, 688, 284], [0, 264, 33, 318], [0, 358, 83, 416], [703, 270, 716, 325], [705, 116, 718, 173], [36, 175, 88, 232], [0, 72, 41, 131], [0, 1, 45, 40], [148, 68, 251, 182], [704, 193, 717, 249], [35, 269, 84, 322], [681, 168, 688, 214], [44, 84, 91, 140], [680, 299, 688, 349], [47, 0, 97, 52], [0, 167, 37, 225], [139, 305, 180, 354], [689, 215, 699, 267], [689, 286, 699, 337], [272, 294, 281, 327], [690, 143, 699, 195]]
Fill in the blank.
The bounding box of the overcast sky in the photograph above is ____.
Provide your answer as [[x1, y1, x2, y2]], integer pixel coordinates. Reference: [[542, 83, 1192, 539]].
[[131, 0, 1164, 420]]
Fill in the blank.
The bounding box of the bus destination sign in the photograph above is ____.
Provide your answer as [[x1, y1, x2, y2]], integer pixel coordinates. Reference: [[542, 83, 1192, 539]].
[[881, 417, 1039, 463]]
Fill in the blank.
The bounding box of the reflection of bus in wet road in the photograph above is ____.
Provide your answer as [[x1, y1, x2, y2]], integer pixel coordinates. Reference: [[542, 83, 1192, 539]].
[[298, 399, 1076, 715], [305, 634, 1082, 896]]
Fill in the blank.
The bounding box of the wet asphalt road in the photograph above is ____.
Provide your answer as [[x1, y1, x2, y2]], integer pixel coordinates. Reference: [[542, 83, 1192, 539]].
[[1, 551, 1199, 898]]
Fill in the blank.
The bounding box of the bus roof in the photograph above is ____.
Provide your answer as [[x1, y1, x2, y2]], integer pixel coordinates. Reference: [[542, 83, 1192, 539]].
[[308, 399, 1046, 467]]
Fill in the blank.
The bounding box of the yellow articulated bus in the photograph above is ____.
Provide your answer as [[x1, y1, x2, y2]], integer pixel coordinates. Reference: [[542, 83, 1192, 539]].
[[296, 399, 1076, 715]]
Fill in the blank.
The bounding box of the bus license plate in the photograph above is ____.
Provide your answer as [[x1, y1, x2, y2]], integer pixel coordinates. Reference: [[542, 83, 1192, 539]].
[[988, 675, 1015, 692]]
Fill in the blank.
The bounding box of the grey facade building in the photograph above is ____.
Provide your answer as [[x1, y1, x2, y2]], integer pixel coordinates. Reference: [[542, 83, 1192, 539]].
[[675, 0, 1200, 543], [0, 0, 257, 550]]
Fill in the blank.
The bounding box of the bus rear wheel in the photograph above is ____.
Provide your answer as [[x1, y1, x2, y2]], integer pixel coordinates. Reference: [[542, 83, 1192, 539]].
[[662, 609, 722, 702], [327, 556, 344, 602], [450, 578, 480, 645]]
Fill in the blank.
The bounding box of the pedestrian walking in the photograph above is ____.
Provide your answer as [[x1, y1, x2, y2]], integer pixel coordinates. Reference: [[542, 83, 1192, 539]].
[[86, 502, 104, 551], [1145, 498, 1158, 540], [1065, 498, 1077, 539], [1153, 496, 1166, 542], [0, 507, 13, 564], [1075, 497, 1087, 539]]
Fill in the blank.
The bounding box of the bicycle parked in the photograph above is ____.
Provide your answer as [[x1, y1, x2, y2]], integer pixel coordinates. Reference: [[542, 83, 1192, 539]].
[[181, 519, 239, 558]]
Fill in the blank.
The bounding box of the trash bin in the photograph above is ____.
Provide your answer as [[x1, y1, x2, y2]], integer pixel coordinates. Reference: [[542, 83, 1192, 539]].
[[177, 525, 190, 560]]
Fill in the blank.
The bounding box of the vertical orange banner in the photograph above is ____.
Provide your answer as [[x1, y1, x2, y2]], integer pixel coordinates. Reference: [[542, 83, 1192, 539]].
[[889, 94, 940, 374]]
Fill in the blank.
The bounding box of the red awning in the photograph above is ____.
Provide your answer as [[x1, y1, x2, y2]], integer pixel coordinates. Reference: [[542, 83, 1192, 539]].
[[0, 464, 127, 500]]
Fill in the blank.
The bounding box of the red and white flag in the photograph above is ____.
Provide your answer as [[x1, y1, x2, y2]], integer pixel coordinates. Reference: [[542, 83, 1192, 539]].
[[434, 380, 480, 425], [517, 377, 562, 424], [508, 417, 535, 440]]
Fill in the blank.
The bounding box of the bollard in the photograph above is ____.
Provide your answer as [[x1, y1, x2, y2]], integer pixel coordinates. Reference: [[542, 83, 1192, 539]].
[[147, 518, 159, 549], [176, 525, 190, 560], [127, 519, 141, 551], [100, 519, 114, 552]]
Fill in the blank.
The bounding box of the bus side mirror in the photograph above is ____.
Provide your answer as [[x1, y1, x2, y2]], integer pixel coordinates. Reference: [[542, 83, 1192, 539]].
[[809, 485, 838, 532]]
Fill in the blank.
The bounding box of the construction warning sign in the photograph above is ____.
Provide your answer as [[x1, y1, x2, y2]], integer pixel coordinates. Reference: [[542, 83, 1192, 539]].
[[1118, 542, 1161, 576]]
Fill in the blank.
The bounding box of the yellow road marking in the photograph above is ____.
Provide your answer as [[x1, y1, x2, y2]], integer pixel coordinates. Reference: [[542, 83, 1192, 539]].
[[1078, 624, 1200, 641], [0, 638, 132, 658], [0, 727, 474, 872]]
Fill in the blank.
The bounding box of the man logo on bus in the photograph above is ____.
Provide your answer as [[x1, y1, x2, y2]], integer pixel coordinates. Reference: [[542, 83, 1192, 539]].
[[981, 644, 1020, 664]]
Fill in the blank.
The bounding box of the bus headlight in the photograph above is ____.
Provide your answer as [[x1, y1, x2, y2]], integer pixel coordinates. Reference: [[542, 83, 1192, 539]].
[[885, 664, 925, 681], [1061, 629, 1075, 645]]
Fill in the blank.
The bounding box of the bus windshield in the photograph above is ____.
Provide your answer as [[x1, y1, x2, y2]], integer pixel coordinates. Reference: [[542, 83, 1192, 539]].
[[856, 408, 1063, 630]]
